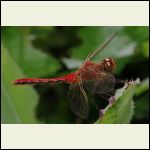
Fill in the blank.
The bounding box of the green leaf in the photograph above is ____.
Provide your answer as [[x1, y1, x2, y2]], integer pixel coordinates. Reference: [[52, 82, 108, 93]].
[[95, 79, 140, 124], [1, 45, 39, 123], [123, 26, 149, 43], [134, 94, 149, 121], [2, 27, 60, 77], [135, 78, 149, 96], [70, 27, 136, 59], [142, 41, 149, 58]]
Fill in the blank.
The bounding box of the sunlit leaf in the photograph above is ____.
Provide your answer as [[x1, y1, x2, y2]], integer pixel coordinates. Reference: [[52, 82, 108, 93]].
[[95, 79, 140, 124], [135, 78, 149, 96], [2, 27, 60, 77], [1, 45, 39, 123]]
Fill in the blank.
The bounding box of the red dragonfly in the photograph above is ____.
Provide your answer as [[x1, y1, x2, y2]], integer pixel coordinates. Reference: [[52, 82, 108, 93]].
[[13, 32, 117, 119]]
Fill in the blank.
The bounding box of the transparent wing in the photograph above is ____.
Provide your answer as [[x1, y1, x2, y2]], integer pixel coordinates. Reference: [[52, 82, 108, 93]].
[[67, 82, 89, 119], [82, 70, 115, 94]]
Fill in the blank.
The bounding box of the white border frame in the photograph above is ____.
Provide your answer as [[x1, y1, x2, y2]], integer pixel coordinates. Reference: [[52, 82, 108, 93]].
[[1, 1, 149, 26], [1, 1, 149, 149]]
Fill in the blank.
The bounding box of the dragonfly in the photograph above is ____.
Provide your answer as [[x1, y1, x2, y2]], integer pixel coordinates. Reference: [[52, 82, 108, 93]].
[[13, 32, 117, 119]]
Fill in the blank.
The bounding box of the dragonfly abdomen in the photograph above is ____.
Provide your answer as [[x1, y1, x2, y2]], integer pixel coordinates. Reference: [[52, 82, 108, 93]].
[[13, 78, 52, 85], [13, 77, 69, 85]]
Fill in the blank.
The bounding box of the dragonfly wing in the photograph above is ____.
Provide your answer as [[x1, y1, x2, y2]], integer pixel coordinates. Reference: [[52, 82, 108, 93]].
[[67, 83, 89, 119], [83, 72, 115, 94]]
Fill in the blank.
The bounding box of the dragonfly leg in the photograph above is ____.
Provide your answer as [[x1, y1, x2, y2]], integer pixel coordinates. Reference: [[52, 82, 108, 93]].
[[115, 79, 129, 85], [99, 94, 109, 100], [99, 92, 114, 100]]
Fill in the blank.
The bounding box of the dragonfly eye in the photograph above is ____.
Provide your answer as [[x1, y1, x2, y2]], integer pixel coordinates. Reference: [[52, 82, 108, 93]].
[[101, 58, 115, 72]]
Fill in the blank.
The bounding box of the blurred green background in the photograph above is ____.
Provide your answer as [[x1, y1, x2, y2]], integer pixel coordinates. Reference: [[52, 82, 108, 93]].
[[1, 26, 149, 124]]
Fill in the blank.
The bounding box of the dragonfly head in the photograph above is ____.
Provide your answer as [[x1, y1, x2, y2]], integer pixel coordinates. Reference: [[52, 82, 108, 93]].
[[101, 57, 116, 72]]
